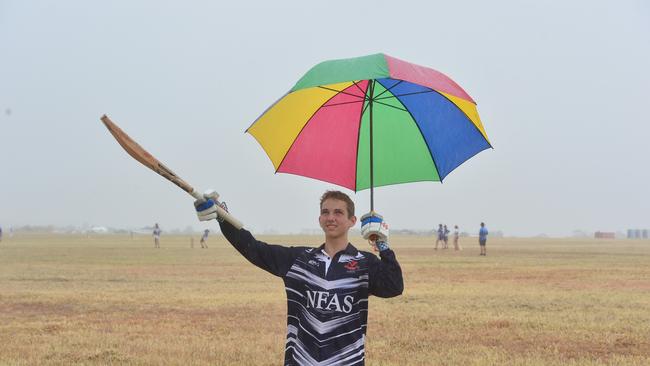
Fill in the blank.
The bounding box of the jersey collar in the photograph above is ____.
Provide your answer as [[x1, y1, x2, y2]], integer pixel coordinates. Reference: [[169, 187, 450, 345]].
[[317, 243, 359, 257]]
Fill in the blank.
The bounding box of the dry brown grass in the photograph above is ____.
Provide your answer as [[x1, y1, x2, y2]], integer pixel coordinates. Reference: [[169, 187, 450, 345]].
[[0, 234, 649, 365]]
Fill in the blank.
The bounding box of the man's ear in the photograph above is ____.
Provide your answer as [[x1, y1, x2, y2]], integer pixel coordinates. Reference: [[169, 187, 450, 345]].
[[349, 215, 357, 226]]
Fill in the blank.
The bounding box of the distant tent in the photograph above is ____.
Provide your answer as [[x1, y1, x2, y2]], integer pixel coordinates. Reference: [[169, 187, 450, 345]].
[[89, 226, 109, 234]]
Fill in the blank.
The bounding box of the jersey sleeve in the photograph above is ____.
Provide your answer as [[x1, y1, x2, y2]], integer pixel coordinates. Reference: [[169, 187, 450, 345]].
[[367, 249, 404, 298], [219, 220, 300, 277]]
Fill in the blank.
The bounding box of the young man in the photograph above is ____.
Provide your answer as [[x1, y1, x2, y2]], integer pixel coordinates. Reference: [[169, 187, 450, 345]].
[[453, 225, 461, 251], [194, 190, 403, 366], [479, 222, 488, 256]]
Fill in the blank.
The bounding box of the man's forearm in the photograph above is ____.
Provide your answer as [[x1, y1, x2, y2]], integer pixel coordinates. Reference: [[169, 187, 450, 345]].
[[373, 249, 404, 297]]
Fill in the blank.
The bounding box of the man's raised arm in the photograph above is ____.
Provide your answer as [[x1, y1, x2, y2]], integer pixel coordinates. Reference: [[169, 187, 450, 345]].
[[194, 191, 299, 278]]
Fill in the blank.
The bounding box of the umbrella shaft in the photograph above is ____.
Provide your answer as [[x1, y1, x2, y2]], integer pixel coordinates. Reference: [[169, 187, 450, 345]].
[[369, 80, 375, 212]]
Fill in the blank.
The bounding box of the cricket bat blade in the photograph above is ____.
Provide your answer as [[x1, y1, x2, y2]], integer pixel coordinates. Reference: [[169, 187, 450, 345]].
[[100, 114, 243, 229]]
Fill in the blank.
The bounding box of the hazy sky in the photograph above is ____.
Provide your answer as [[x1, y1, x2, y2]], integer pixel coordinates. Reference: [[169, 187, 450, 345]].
[[1, 1, 649, 237]]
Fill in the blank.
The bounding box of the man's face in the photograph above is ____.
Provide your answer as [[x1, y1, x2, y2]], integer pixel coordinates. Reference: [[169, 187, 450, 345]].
[[319, 198, 356, 240]]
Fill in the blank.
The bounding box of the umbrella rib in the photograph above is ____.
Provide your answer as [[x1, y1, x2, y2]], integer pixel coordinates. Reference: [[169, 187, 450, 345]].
[[375, 89, 437, 101], [373, 80, 403, 99], [320, 99, 367, 108], [360, 100, 370, 116], [317, 86, 367, 100], [371, 100, 408, 112], [351, 80, 367, 96]]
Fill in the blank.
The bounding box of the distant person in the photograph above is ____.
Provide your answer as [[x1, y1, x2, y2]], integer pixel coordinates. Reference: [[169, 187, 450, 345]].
[[200, 229, 209, 248], [479, 222, 488, 256], [435, 224, 444, 250], [453, 225, 461, 250], [0, 225, 3, 242], [153, 223, 161, 248], [443, 225, 450, 249]]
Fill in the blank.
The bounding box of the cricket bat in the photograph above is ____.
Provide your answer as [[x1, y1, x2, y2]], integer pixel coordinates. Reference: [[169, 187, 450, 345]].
[[100, 114, 243, 229]]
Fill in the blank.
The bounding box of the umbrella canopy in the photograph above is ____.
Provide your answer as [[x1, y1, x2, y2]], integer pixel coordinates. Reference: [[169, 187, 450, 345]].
[[247, 53, 491, 208]]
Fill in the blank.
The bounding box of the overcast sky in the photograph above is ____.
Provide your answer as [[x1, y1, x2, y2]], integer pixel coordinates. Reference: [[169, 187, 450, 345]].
[[1, 0, 649, 237]]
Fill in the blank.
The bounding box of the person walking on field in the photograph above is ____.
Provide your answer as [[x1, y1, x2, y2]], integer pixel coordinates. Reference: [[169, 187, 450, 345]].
[[479, 222, 488, 256], [152, 223, 161, 248], [200, 229, 209, 248], [443, 225, 450, 249], [194, 190, 403, 365], [434, 224, 444, 250], [453, 225, 461, 250]]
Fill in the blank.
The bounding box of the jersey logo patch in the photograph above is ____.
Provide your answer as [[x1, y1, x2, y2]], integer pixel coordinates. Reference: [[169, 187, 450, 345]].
[[344, 260, 359, 271]]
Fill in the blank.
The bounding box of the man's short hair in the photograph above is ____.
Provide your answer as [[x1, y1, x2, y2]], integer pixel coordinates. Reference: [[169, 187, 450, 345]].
[[320, 190, 355, 218]]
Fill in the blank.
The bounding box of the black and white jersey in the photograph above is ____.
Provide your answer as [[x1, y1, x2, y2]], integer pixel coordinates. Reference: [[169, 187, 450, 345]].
[[219, 221, 404, 366]]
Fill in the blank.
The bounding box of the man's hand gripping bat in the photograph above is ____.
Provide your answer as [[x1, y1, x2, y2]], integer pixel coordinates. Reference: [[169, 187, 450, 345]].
[[100, 114, 243, 229]]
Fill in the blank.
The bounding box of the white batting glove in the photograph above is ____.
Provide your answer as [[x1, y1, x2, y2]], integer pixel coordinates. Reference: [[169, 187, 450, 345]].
[[360, 212, 389, 242], [194, 190, 228, 222]]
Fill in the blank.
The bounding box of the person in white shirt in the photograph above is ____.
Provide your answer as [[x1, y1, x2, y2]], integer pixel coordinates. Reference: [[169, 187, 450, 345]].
[[453, 225, 461, 251]]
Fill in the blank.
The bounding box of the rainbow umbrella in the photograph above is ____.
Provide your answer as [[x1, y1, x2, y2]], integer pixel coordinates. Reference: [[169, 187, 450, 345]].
[[247, 53, 491, 210]]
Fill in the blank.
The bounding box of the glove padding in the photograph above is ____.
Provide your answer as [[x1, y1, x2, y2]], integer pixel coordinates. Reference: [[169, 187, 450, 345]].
[[360, 212, 389, 242], [375, 241, 390, 252], [194, 190, 228, 222]]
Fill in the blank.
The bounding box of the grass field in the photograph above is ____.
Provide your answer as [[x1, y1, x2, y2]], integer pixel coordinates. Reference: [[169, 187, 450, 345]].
[[1, 233, 649, 365]]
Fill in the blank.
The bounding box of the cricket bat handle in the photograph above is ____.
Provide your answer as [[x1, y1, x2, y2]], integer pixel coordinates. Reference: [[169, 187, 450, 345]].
[[190, 190, 243, 230]]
